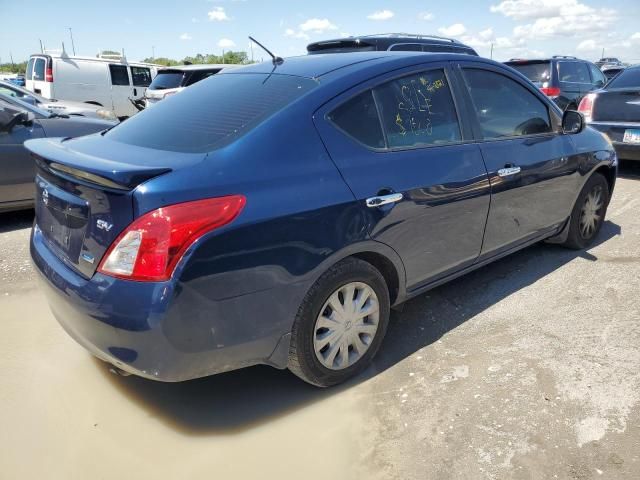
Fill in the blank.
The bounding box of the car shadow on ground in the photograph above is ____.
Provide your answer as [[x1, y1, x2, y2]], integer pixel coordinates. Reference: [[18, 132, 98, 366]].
[[97, 219, 622, 436], [0, 209, 34, 233]]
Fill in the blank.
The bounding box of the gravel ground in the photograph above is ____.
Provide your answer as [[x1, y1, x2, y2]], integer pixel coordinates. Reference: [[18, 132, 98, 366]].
[[1, 163, 639, 479]]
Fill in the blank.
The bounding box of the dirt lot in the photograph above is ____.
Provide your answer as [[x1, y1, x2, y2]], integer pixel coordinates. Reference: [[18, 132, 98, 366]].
[[1, 163, 639, 480]]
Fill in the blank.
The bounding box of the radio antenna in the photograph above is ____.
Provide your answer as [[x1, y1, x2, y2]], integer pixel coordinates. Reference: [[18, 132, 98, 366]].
[[248, 36, 283, 65]]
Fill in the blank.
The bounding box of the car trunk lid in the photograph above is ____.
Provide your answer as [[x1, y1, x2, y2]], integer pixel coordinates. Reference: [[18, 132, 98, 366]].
[[592, 89, 640, 123], [26, 135, 204, 278]]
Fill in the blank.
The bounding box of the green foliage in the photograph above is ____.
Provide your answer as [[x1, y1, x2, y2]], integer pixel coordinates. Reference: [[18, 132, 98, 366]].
[[0, 61, 28, 74], [144, 51, 251, 66]]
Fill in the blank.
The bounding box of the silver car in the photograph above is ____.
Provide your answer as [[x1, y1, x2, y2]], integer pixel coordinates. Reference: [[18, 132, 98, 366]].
[[0, 80, 117, 121]]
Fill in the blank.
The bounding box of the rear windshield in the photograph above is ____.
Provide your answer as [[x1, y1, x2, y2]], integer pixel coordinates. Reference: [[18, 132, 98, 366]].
[[107, 73, 317, 153], [506, 61, 551, 85], [148, 71, 185, 90], [606, 68, 640, 89], [26, 58, 34, 80]]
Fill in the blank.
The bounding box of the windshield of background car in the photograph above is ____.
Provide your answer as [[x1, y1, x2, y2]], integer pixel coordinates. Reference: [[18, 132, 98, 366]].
[[0, 93, 49, 117], [148, 71, 185, 90], [606, 68, 640, 89], [106, 73, 318, 153], [505, 61, 551, 86]]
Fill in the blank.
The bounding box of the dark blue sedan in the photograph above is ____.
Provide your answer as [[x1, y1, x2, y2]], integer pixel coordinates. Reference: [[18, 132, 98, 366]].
[[27, 52, 617, 387]]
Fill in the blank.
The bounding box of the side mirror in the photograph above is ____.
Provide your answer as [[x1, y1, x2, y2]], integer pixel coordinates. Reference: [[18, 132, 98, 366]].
[[562, 110, 584, 135], [0, 110, 31, 133]]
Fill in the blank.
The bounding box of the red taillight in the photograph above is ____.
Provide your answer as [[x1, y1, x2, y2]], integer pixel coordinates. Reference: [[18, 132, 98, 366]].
[[98, 196, 246, 282], [45, 67, 53, 82], [578, 94, 595, 120], [540, 86, 561, 97]]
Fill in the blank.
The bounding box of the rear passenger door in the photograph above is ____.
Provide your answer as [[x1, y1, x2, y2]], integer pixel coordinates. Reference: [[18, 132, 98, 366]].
[[108, 64, 134, 117], [456, 63, 580, 257], [315, 65, 491, 290]]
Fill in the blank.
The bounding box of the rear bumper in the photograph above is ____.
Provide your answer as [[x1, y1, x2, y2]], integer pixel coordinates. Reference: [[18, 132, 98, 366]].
[[30, 225, 294, 381], [589, 123, 640, 161]]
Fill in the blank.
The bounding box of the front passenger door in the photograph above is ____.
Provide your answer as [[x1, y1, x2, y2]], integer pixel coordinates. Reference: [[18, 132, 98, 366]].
[[458, 65, 580, 257]]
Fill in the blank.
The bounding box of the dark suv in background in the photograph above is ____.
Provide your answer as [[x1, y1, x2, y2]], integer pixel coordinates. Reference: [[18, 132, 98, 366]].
[[505, 56, 606, 111], [307, 33, 478, 56]]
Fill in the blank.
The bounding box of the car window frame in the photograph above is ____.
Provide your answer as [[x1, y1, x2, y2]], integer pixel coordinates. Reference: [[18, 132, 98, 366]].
[[129, 66, 152, 87], [322, 62, 471, 154], [587, 62, 606, 88], [454, 61, 562, 142]]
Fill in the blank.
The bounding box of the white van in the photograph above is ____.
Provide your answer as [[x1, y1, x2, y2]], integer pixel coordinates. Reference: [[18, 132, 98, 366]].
[[25, 50, 158, 118]]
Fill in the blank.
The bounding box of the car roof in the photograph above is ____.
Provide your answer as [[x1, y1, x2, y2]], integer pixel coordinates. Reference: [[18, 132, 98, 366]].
[[157, 64, 241, 72], [224, 51, 492, 81]]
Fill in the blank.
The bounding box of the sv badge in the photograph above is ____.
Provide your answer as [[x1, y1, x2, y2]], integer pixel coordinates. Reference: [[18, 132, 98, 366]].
[[96, 219, 114, 232]]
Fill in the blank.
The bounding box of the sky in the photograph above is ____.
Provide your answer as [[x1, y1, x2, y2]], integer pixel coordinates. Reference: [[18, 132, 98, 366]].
[[2, 0, 640, 64]]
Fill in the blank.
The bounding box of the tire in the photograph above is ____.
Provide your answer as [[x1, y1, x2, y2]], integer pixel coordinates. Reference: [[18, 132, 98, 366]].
[[562, 173, 610, 250], [288, 258, 390, 387]]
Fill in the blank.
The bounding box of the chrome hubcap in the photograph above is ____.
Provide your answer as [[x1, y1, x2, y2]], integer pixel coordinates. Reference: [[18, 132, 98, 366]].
[[313, 282, 380, 371], [580, 186, 604, 239]]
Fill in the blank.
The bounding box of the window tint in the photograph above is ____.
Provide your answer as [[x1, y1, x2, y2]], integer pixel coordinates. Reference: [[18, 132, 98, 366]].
[[33, 58, 45, 81], [588, 63, 606, 87], [185, 69, 220, 86], [558, 62, 590, 83], [505, 61, 551, 85], [463, 68, 552, 139], [109, 64, 130, 86], [130, 66, 151, 87], [149, 71, 184, 90], [328, 90, 384, 148], [106, 73, 317, 153], [606, 67, 640, 89], [374, 69, 461, 148], [26, 58, 34, 80]]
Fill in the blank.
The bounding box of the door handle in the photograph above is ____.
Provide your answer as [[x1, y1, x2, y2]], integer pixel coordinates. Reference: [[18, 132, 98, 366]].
[[133, 88, 138, 96], [366, 193, 403, 208], [497, 166, 521, 177]]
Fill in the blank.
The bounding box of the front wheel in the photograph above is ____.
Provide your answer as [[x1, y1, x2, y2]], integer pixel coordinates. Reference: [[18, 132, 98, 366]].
[[562, 173, 610, 249], [288, 258, 390, 387]]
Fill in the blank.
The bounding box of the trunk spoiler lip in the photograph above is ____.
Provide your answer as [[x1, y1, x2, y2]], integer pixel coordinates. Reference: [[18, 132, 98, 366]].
[[25, 137, 173, 191]]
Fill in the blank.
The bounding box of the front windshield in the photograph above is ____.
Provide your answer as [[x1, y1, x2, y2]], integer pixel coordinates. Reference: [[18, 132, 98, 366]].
[[0, 92, 50, 118]]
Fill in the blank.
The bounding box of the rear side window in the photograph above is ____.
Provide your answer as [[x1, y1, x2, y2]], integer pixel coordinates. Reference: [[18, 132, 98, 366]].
[[26, 58, 35, 80], [328, 90, 385, 148], [606, 68, 640, 89], [109, 64, 130, 86], [185, 69, 220, 86], [106, 73, 317, 153], [374, 69, 461, 148], [463, 68, 552, 139], [558, 62, 590, 83], [505, 62, 551, 86], [130, 67, 152, 87], [33, 58, 45, 81], [588, 63, 606, 87]]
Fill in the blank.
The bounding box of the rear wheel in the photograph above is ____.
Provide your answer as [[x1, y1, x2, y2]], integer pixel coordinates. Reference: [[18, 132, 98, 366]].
[[562, 173, 609, 249], [288, 258, 390, 387]]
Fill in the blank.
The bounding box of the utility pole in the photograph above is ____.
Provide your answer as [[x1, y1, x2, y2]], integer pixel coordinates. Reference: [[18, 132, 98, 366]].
[[490, 43, 494, 60], [67, 27, 76, 55]]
